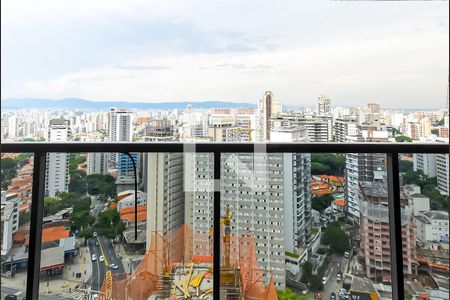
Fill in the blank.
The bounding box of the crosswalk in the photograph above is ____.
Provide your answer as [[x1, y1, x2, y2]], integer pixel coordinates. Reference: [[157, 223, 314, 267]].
[[58, 290, 88, 299]]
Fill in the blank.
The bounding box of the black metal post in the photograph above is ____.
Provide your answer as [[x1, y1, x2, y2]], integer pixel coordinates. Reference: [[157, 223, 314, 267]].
[[122, 152, 138, 240], [387, 152, 404, 300], [26, 152, 47, 299], [213, 151, 221, 299]]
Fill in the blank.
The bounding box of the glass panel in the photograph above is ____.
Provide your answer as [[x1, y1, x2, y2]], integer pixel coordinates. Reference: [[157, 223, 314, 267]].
[[1, 153, 34, 299], [37, 152, 214, 299], [219, 152, 392, 299], [400, 153, 449, 300]]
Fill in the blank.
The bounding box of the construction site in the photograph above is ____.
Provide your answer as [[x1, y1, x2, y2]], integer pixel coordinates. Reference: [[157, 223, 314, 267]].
[[99, 209, 278, 299]]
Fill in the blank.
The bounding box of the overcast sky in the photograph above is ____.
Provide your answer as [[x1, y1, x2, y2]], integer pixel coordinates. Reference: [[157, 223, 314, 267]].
[[1, 1, 449, 108]]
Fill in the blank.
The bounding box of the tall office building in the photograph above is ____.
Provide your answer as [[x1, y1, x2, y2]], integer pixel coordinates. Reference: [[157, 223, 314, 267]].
[[257, 91, 281, 141], [45, 119, 70, 197], [317, 95, 332, 116]]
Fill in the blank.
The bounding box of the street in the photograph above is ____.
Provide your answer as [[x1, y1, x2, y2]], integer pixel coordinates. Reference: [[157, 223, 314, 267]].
[[1, 286, 63, 300], [322, 254, 348, 300], [88, 235, 126, 293]]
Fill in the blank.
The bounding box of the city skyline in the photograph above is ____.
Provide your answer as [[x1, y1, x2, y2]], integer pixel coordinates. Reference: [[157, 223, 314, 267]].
[[2, 1, 449, 108]]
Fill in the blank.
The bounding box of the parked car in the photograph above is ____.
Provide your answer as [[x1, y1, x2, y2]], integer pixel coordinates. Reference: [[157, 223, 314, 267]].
[[109, 263, 119, 270], [93, 232, 98, 237], [4, 295, 18, 300], [339, 289, 349, 300], [330, 292, 337, 300], [91, 254, 97, 261], [322, 276, 327, 285], [344, 251, 350, 258]]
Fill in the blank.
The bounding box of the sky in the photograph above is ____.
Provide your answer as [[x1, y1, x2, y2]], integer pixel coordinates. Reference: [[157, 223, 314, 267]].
[[1, 1, 449, 109]]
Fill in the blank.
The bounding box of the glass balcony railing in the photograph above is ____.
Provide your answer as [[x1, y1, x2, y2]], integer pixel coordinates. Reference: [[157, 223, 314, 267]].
[[1, 142, 448, 300]]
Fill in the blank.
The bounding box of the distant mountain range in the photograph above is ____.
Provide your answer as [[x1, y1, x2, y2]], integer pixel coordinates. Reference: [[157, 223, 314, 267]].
[[1, 98, 257, 110]]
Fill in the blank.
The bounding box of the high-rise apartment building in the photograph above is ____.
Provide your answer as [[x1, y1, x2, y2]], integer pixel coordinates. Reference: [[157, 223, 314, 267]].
[[108, 107, 140, 192], [108, 107, 132, 142], [359, 181, 417, 283], [45, 119, 70, 197], [271, 113, 333, 142], [87, 152, 108, 175], [316, 95, 332, 116], [365, 103, 382, 127], [7, 116, 17, 138], [334, 118, 359, 142], [144, 119, 177, 142], [436, 153, 449, 196], [145, 153, 185, 250], [345, 132, 388, 223], [183, 125, 311, 287], [413, 153, 437, 178], [1, 192, 19, 256], [256, 91, 281, 141]]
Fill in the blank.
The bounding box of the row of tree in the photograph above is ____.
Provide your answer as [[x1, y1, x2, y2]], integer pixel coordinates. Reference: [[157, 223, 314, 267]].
[[311, 153, 346, 176], [1, 153, 33, 189]]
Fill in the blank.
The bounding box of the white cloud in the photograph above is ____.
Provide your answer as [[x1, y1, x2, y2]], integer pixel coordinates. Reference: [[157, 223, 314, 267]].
[[2, 1, 449, 108]]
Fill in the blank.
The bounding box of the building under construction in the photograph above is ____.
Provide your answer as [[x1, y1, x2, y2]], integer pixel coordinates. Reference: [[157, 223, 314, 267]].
[[99, 210, 278, 300]]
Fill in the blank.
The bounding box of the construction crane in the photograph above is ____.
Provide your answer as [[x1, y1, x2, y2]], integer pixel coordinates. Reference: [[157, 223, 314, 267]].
[[222, 208, 232, 267], [208, 208, 233, 267]]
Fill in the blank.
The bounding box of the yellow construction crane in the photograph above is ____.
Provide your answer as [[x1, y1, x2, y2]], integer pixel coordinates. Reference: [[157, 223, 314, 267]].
[[222, 208, 232, 267], [208, 208, 233, 267]]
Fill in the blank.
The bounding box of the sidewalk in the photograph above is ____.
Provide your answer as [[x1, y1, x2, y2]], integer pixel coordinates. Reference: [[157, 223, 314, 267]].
[[1, 244, 93, 296], [114, 243, 143, 275], [40, 245, 93, 295]]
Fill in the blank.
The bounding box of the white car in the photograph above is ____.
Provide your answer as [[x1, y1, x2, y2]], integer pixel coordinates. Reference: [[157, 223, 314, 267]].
[[109, 263, 119, 270], [344, 251, 350, 258], [93, 232, 98, 237], [99, 255, 104, 262], [91, 254, 97, 261], [322, 277, 327, 285]]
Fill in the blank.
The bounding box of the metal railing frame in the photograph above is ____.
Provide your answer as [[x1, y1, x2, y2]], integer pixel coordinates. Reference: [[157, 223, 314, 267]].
[[1, 142, 448, 300]]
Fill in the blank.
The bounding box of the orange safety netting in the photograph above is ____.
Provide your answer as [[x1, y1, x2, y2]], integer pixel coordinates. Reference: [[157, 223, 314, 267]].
[[99, 224, 278, 300]]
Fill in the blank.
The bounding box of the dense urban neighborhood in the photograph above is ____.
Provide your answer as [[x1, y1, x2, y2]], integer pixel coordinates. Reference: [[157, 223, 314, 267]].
[[1, 93, 449, 300]]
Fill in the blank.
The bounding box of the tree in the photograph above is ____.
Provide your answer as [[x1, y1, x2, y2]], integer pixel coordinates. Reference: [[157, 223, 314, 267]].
[[70, 210, 95, 231], [399, 160, 413, 173], [401, 170, 448, 211], [19, 211, 31, 226], [69, 170, 88, 195], [312, 195, 333, 212], [87, 174, 116, 198], [395, 135, 412, 142], [322, 222, 350, 254], [95, 209, 125, 239], [311, 154, 346, 176], [1, 158, 18, 188], [277, 288, 307, 300]]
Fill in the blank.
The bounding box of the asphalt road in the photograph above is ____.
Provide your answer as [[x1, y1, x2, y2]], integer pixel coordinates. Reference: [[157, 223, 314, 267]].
[[88, 235, 126, 293], [322, 254, 348, 300], [1, 286, 63, 300]]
